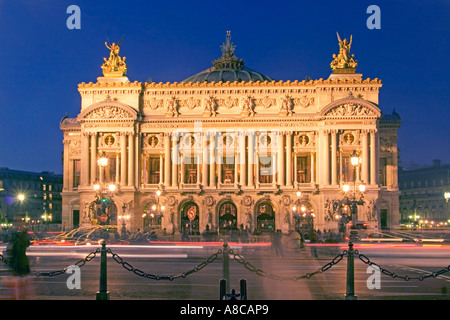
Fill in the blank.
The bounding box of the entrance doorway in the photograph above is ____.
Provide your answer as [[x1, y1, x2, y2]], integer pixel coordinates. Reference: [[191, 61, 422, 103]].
[[218, 202, 238, 233], [255, 201, 275, 233], [181, 202, 199, 235]]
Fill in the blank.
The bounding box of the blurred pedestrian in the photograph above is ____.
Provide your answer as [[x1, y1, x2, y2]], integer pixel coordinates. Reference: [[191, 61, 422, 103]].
[[272, 230, 284, 257], [10, 228, 31, 276], [2, 224, 34, 299]]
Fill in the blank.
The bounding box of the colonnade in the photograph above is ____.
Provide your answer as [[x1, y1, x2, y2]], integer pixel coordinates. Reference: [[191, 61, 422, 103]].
[[76, 129, 379, 191]]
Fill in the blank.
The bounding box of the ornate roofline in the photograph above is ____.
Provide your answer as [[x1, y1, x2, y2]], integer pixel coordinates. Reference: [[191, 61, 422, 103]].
[[78, 78, 381, 89]]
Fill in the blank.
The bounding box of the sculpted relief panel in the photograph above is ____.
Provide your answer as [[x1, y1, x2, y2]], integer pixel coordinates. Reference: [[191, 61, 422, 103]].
[[84, 106, 134, 120], [142, 92, 316, 117], [325, 103, 376, 117]]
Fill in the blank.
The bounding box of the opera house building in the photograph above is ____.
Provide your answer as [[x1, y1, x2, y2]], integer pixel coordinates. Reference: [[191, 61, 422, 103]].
[[60, 32, 400, 238]]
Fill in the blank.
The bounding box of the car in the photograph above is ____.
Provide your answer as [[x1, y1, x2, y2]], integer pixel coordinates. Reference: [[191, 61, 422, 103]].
[[348, 221, 369, 230], [361, 232, 403, 242]]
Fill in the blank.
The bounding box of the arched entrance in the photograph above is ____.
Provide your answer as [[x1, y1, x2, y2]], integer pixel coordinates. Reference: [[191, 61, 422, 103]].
[[180, 202, 199, 235], [255, 201, 275, 233], [218, 201, 238, 233]]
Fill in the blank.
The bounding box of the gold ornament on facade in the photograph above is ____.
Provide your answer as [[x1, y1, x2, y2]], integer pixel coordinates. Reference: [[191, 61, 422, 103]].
[[101, 40, 127, 77], [330, 33, 358, 74]]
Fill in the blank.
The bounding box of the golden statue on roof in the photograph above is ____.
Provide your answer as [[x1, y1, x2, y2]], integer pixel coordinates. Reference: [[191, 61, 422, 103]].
[[101, 39, 127, 77], [330, 33, 358, 73]]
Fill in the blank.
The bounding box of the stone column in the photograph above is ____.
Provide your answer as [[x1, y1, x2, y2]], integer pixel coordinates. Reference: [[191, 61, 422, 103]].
[[90, 133, 97, 185], [362, 130, 369, 184], [63, 140, 70, 191], [323, 130, 330, 185], [180, 154, 185, 184], [81, 133, 90, 187], [293, 153, 298, 186], [142, 153, 148, 185], [159, 153, 164, 185], [127, 133, 135, 187], [120, 133, 127, 186], [286, 131, 292, 187], [196, 154, 201, 184], [234, 153, 239, 187], [310, 152, 315, 184], [239, 133, 246, 186], [209, 134, 216, 187], [164, 133, 170, 187], [370, 129, 377, 185], [171, 133, 179, 187], [277, 132, 284, 186], [247, 131, 255, 188], [331, 130, 337, 185], [256, 152, 260, 187], [272, 154, 277, 187], [202, 133, 208, 186]]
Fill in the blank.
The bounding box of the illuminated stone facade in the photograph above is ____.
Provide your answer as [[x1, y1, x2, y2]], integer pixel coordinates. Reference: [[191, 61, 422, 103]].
[[60, 33, 401, 234]]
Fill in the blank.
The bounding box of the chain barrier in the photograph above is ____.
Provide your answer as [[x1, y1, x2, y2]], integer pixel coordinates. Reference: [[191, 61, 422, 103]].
[[229, 247, 347, 281], [34, 248, 101, 277], [2, 243, 449, 283], [356, 250, 450, 281], [107, 248, 223, 280]]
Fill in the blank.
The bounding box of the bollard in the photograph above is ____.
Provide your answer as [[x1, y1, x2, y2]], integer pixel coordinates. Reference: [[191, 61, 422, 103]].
[[345, 242, 357, 300], [96, 241, 110, 300], [219, 279, 247, 300], [222, 241, 230, 293], [240, 279, 247, 300], [219, 279, 227, 300]]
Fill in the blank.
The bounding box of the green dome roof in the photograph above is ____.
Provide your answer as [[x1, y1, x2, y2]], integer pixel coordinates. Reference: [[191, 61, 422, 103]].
[[182, 31, 274, 83]]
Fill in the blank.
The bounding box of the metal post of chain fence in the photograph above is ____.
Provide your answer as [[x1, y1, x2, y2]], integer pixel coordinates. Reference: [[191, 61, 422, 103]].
[[96, 241, 110, 300], [345, 242, 356, 300], [222, 241, 230, 293]]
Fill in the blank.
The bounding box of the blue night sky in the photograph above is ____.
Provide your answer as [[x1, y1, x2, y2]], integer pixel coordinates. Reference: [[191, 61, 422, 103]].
[[0, 0, 448, 174]]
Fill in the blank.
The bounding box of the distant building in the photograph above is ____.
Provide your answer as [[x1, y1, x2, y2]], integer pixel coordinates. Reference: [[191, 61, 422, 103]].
[[0, 168, 63, 229], [399, 160, 450, 225]]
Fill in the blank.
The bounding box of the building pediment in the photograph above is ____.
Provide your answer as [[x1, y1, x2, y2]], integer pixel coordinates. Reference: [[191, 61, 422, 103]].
[[321, 94, 381, 118], [78, 99, 138, 123]]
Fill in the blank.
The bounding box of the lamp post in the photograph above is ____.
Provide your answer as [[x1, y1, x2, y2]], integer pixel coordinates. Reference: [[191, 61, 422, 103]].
[[142, 190, 165, 231], [292, 191, 315, 238], [118, 204, 130, 236], [17, 194, 26, 226], [445, 192, 450, 227], [41, 213, 52, 230], [94, 154, 116, 225], [340, 151, 366, 243]]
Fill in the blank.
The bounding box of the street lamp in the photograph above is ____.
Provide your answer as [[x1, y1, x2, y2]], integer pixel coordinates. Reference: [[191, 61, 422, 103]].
[[41, 213, 52, 230], [143, 190, 165, 231], [444, 192, 450, 203], [340, 151, 366, 243], [93, 155, 117, 225], [118, 204, 130, 235], [17, 194, 26, 224], [292, 191, 314, 237]]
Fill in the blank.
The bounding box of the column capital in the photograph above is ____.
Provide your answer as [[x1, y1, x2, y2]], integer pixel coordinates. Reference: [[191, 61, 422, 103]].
[[330, 129, 339, 135]]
